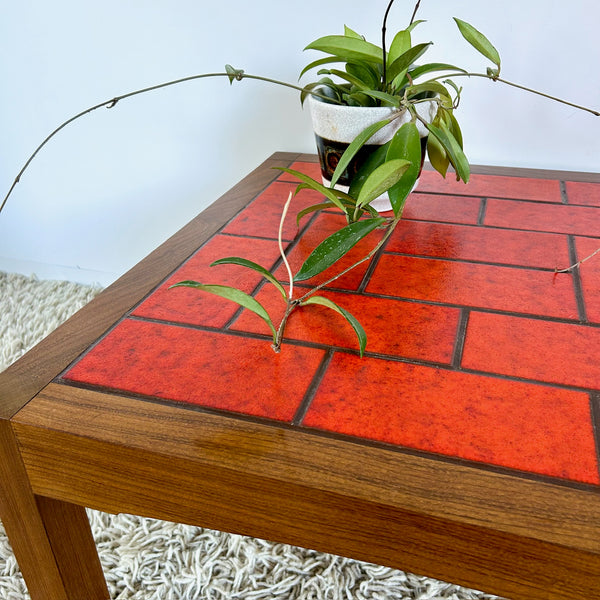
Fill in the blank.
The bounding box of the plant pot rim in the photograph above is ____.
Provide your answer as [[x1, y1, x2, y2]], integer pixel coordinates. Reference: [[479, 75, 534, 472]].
[[307, 94, 435, 143]]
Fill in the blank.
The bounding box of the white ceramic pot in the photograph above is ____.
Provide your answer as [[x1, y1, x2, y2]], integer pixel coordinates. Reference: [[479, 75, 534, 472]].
[[308, 95, 437, 212]]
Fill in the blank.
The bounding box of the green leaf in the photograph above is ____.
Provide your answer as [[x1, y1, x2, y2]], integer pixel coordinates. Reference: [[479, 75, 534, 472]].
[[344, 25, 364, 40], [446, 110, 464, 147], [409, 62, 468, 80], [299, 56, 345, 79], [359, 90, 402, 107], [426, 132, 449, 177], [323, 68, 372, 90], [426, 120, 470, 182], [329, 118, 392, 189], [301, 295, 367, 357], [406, 81, 453, 106], [295, 202, 338, 224], [210, 257, 287, 300], [454, 18, 501, 70], [305, 35, 384, 65], [407, 19, 426, 33], [356, 159, 411, 208], [331, 119, 391, 187], [169, 282, 277, 342], [276, 167, 349, 215], [386, 122, 421, 217], [388, 30, 411, 65], [348, 142, 390, 198], [386, 43, 432, 83], [294, 217, 385, 281], [346, 62, 380, 89], [225, 64, 244, 84]]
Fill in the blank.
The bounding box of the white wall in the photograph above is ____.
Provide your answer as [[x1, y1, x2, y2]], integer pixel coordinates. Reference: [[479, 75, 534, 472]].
[[0, 0, 598, 286]]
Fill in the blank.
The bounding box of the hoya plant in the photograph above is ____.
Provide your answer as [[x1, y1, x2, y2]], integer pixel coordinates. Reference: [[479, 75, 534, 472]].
[[1, 0, 597, 355]]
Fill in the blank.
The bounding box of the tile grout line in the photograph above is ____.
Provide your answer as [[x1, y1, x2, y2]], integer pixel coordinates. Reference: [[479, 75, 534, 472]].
[[567, 236, 588, 323], [477, 197, 488, 225], [451, 309, 470, 369], [291, 349, 335, 427], [560, 180, 569, 204]]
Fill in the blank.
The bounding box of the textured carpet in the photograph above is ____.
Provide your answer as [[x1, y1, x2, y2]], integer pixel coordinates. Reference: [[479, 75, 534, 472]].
[[0, 271, 504, 600]]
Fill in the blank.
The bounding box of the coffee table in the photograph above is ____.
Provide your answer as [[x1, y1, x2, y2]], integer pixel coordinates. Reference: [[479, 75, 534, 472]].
[[1, 152, 599, 600]]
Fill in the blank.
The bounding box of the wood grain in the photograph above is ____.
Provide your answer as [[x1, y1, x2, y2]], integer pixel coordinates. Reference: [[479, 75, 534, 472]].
[[0, 152, 299, 420], [13, 384, 600, 600], [0, 420, 109, 600], [3, 153, 600, 600]]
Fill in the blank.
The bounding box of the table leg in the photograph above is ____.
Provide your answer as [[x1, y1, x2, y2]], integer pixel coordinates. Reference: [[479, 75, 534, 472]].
[[0, 421, 109, 600]]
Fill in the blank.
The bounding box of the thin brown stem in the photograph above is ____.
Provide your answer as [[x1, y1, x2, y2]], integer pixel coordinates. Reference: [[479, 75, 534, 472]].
[[409, 0, 422, 25], [428, 72, 600, 117], [381, 0, 396, 90], [272, 298, 299, 353], [555, 246, 600, 273], [297, 217, 400, 304], [0, 72, 341, 216]]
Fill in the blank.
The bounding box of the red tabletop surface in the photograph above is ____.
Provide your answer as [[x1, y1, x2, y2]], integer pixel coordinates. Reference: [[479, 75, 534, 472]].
[[61, 162, 600, 489]]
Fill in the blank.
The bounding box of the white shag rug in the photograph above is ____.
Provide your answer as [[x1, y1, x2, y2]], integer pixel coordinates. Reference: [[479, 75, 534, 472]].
[[0, 271, 505, 600]]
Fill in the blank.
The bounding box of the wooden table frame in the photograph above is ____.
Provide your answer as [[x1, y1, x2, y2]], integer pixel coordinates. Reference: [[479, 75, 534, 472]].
[[1, 152, 599, 600]]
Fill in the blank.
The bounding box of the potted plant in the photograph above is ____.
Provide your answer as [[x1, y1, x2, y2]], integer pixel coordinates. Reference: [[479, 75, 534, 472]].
[[1, 0, 598, 355]]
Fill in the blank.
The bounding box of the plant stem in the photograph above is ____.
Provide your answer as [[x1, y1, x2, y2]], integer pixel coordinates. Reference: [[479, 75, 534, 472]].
[[278, 192, 295, 300], [409, 0, 422, 25], [272, 216, 398, 351], [297, 216, 399, 303], [381, 0, 396, 91], [272, 298, 299, 353], [555, 246, 600, 273], [429, 72, 600, 117], [0, 71, 341, 216]]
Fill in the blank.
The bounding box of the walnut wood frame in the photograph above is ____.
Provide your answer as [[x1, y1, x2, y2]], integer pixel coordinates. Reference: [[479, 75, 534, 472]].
[[1, 152, 599, 600]]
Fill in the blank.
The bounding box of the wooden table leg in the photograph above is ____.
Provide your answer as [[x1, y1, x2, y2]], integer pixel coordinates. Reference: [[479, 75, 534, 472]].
[[0, 421, 109, 600]]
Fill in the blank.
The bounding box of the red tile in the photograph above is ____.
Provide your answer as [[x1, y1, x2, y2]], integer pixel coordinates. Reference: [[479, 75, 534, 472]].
[[277, 161, 323, 182], [462, 312, 600, 390], [402, 193, 481, 225], [303, 354, 599, 484], [417, 169, 563, 202], [231, 285, 460, 363], [276, 212, 386, 291], [565, 181, 600, 207], [367, 255, 578, 319], [386, 220, 570, 269], [223, 181, 323, 240], [577, 236, 600, 324], [64, 319, 325, 422], [133, 235, 284, 328], [484, 199, 600, 237]]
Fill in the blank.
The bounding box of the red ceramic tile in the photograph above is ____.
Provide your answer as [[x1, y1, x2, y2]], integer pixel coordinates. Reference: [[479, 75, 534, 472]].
[[276, 212, 386, 291], [277, 161, 323, 182], [462, 312, 600, 390], [367, 255, 579, 319], [133, 235, 285, 328], [565, 181, 600, 207], [386, 220, 570, 269], [231, 285, 461, 363], [223, 181, 323, 240], [64, 319, 325, 422], [417, 169, 563, 202], [577, 236, 600, 324], [484, 199, 600, 237], [303, 353, 599, 484], [401, 193, 481, 225]]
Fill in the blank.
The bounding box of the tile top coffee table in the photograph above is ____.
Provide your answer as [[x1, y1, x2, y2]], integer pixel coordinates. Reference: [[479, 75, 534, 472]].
[[1, 152, 599, 600]]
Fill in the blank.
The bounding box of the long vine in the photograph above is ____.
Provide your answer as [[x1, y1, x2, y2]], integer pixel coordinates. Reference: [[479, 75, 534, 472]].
[[1, 0, 599, 352]]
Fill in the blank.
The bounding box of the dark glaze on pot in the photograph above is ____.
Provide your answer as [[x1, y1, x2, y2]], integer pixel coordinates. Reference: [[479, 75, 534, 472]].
[[314, 134, 428, 186]]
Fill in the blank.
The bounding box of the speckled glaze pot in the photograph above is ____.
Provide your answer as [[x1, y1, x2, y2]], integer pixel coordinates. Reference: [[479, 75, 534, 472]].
[[308, 95, 436, 212]]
